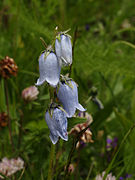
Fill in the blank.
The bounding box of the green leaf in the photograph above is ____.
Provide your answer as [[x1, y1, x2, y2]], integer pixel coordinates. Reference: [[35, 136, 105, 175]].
[[68, 117, 87, 130], [25, 119, 48, 131]]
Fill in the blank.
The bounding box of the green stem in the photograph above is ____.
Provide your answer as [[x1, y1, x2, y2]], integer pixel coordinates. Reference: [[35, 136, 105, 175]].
[[40, 37, 48, 49], [47, 144, 55, 180], [86, 162, 94, 180], [4, 79, 14, 151], [18, 109, 23, 149], [69, 27, 78, 77], [64, 138, 77, 180]]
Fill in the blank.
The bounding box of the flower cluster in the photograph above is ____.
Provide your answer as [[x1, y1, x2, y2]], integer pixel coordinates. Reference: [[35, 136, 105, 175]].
[[0, 56, 18, 79], [36, 30, 85, 144], [0, 157, 24, 178], [95, 171, 116, 180]]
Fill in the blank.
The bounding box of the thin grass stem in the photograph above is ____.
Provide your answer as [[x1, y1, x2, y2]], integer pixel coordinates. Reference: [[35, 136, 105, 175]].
[[47, 144, 55, 180], [4, 79, 14, 151]]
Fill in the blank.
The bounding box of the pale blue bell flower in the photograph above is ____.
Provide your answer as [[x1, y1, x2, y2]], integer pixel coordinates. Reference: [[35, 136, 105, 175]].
[[55, 34, 72, 66], [57, 80, 86, 117], [36, 51, 61, 87], [45, 107, 68, 144]]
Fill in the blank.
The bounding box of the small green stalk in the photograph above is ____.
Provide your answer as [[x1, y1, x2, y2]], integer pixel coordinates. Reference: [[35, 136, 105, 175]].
[[47, 144, 55, 180], [4, 79, 14, 151]]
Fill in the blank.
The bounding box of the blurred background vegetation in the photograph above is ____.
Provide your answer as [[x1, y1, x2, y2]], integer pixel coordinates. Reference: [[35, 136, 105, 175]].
[[0, 0, 135, 179]]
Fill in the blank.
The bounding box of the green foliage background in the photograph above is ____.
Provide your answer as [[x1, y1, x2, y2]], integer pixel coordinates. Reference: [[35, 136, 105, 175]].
[[0, 0, 135, 179]]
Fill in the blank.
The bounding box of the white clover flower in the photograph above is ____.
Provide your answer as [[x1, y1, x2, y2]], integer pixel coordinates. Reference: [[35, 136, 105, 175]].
[[45, 107, 68, 144], [21, 86, 39, 102], [0, 157, 24, 178], [36, 51, 61, 87], [57, 80, 86, 117], [95, 171, 116, 180], [55, 34, 72, 66]]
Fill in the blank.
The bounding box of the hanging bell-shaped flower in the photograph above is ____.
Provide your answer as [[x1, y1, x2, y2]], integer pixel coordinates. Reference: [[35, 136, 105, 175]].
[[45, 106, 68, 144], [57, 80, 86, 117], [36, 51, 61, 87], [55, 34, 72, 66]]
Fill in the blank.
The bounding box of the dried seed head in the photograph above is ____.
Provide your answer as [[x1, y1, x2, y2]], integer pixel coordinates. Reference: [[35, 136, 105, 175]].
[[69, 122, 94, 148], [0, 56, 18, 79], [0, 112, 8, 127]]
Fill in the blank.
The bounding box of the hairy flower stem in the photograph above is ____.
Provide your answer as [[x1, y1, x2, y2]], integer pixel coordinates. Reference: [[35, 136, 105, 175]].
[[4, 79, 14, 151], [69, 27, 78, 77], [49, 86, 55, 103], [64, 125, 90, 179], [64, 138, 77, 180], [47, 144, 55, 180], [40, 37, 48, 49], [46, 87, 56, 180]]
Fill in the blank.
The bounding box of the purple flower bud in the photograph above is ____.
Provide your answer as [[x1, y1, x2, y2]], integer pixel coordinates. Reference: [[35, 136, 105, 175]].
[[119, 177, 124, 180], [125, 174, 132, 178], [106, 138, 112, 144], [55, 34, 72, 66], [36, 51, 61, 87], [57, 80, 86, 117], [85, 24, 90, 31], [45, 107, 68, 144]]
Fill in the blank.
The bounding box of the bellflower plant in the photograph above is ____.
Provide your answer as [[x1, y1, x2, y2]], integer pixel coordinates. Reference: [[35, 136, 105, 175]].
[[57, 80, 86, 117], [45, 105, 68, 144], [36, 28, 86, 146], [55, 33, 72, 66], [36, 51, 61, 87]]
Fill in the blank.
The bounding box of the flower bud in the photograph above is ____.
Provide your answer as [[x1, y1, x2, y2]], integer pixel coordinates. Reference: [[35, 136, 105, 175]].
[[64, 164, 75, 174], [45, 106, 68, 144], [55, 34, 72, 66], [21, 86, 39, 102], [36, 51, 61, 87], [57, 80, 85, 117], [0, 56, 18, 79]]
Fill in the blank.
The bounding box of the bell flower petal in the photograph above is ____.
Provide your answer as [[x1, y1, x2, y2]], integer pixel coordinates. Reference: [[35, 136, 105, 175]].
[[45, 107, 68, 144], [57, 80, 86, 117], [36, 51, 61, 87], [55, 34, 72, 66], [36, 53, 46, 86]]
